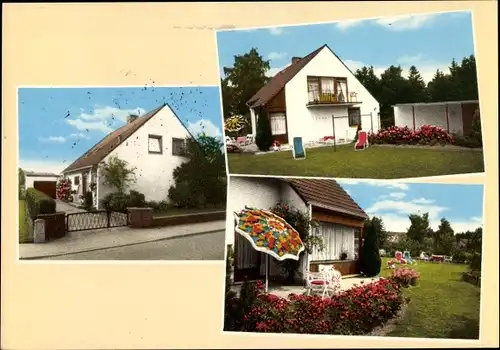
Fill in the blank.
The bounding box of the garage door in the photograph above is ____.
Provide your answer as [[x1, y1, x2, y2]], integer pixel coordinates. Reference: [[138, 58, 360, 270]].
[[33, 181, 57, 199]]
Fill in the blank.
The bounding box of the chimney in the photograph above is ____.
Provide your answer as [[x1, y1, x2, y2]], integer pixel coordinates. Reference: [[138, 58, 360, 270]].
[[127, 114, 139, 123], [291, 57, 302, 64]]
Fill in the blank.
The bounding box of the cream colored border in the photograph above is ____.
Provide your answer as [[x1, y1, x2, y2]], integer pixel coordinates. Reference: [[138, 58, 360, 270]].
[[2, 2, 498, 349]]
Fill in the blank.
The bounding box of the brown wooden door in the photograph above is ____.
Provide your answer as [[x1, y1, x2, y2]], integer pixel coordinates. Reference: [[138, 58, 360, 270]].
[[33, 181, 57, 199]]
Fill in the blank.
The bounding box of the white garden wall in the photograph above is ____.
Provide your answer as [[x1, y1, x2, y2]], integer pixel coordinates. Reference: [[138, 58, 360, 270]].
[[25, 175, 60, 189], [394, 103, 464, 135]]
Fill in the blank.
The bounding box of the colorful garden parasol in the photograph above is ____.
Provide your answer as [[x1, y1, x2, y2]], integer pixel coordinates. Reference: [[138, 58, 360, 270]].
[[224, 115, 246, 132], [233, 206, 305, 292]]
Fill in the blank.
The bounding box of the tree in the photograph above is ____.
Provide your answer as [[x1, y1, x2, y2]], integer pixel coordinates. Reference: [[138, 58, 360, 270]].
[[378, 65, 409, 126], [18, 167, 26, 198], [406, 212, 433, 243], [221, 78, 236, 119], [168, 133, 227, 208], [254, 111, 273, 151], [434, 218, 455, 255], [370, 216, 388, 249], [98, 156, 137, 193], [359, 219, 382, 277], [406, 65, 428, 103], [222, 48, 271, 117]]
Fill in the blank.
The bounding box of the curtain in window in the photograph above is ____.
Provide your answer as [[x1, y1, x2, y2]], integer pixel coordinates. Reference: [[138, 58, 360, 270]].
[[337, 80, 348, 102], [236, 236, 260, 269], [269, 113, 286, 135], [308, 80, 320, 101], [320, 78, 335, 95], [311, 222, 356, 260]]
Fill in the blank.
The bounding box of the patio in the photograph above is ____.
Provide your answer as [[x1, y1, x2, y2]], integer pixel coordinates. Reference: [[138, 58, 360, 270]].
[[230, 275, 380, 299]]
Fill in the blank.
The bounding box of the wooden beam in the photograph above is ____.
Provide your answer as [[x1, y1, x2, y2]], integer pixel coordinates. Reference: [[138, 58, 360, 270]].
[[445, 104, 450, 132], [412, 105, 416, 131]]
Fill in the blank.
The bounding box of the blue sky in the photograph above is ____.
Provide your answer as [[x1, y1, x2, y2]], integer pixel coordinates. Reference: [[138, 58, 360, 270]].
[[337, 179, 483, 233], [18, 86, 223, 174], [216, 10, 475, 83]]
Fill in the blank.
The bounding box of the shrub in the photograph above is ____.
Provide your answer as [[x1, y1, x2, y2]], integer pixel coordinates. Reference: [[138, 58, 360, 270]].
[[83, 191, 93, 210], [368, 125, 454, 146], [452, 135, 482, 148], [128, 190, 146, 208], [56, 178, 73, 201], [25, 188, 56, 220], [462, 271, 481, 287], [236, 278, 404, 335], [102, 192, 130, 213], [255, 112, 273, 151], [359, 220, 382, 277], [469, 252, 482, 271], [390, 267, 420, 288], [453, 250, 470, 264]]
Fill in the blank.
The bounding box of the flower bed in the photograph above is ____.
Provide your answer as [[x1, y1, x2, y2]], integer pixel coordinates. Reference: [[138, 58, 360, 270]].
[[369, 125, 454, 146], [235, 278, 405, 335], [390, 267, 420, 288]]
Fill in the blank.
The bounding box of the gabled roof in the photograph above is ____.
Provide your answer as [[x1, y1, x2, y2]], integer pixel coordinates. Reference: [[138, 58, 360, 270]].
[[247, 45, 326, 109], [288, 178, 368, 220], [62, 104, 166, 173]]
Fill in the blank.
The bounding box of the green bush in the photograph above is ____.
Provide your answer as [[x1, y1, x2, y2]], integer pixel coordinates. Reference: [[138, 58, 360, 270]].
[[25, 188, 56, 220], [128, 190, 146, 207], [255, 112, 274, 151], [469, 252, 482, 271], [102, 192, 130, 213]]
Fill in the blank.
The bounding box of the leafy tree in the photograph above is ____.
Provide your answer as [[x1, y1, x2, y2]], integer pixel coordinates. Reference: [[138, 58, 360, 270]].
[[99, 156, 137, 193], [360, 218, 382, 277], [222, 48, 271, 117], [221, 78, 236, 119], [406, 212, 433, 243], [168, 133, 227, 208], [255, 111, 273, 151], [434, 218, 455, 255]]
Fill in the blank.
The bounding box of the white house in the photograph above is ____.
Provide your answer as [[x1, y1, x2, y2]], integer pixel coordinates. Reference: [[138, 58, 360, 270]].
[[226, 176, 368, 283], [246, 44, 381, 146], [61, 103, 193, 209], [24, 171, 61, 199], [393, 100, 480, 136]]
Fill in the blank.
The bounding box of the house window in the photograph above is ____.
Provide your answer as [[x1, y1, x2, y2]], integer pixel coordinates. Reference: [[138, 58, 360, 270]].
[[73, 176, 80, 186], [172, 137, 186, 156], [269, 113, 286, 135], [348, 107, 361, 127], [311, 222, 356, 261], [307, 76, 348, 103], [148, 134, 163, 154], [354, 228, 361, 258]]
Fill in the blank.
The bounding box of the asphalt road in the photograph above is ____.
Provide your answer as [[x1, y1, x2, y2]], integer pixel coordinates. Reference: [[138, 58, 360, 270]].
[[41, 230, 225, 261]]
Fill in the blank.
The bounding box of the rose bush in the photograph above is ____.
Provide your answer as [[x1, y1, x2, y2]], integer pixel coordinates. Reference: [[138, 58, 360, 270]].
[[368, 125, 454, 146], [235, 278, 404, 335], [390, 267, 420, 288]]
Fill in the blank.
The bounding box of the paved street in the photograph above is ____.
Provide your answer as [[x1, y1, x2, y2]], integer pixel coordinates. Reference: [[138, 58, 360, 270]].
[[38, 230, 225, 260]]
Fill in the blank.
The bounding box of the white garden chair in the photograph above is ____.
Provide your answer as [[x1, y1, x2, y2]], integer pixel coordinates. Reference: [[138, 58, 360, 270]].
[[305, 265, 342, 298]]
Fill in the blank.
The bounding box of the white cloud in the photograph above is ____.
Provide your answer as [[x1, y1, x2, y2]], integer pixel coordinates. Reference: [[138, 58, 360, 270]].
[[19, 159, 66, 175], [79, 105, 147, 122], [411, 197, 435, 204], [39, 136, 67, 143], [187, 119, 222, 138], [268, 27, 285, 35], [69, 132, 91, 140], [389, 192, 407, 199], [66, 105, 147, 134], [374, 13, 441, 31], [365, 198, 448, 221], [268, 52, 287, 61], [335, 19, 363, 31], [266, 63, 291, 77], [337, 179, 409, 190]]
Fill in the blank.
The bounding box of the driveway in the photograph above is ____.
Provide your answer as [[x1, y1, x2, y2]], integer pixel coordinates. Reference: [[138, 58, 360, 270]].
[[56, 200, 85, 214]]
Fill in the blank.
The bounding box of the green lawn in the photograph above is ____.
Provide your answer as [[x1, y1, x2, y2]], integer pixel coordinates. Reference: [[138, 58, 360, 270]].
[[380, 257, 481, 339], [228, 145, 484, 179], [18, 200, 31, 243]]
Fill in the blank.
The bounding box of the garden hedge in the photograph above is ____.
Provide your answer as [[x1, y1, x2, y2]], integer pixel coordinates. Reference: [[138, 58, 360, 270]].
[[25, 188, 56, 220]]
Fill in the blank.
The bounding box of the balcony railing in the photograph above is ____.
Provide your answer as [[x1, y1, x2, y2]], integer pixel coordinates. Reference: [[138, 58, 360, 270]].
[[307, 89, 361, 106]]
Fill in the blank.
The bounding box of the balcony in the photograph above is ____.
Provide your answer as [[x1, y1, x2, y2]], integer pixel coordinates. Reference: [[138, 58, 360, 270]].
[[306, 90, 362, 108]]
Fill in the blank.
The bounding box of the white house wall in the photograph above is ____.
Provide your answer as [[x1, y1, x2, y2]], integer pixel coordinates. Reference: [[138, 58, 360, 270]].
[[25, 175, 60, 189], [98, 106, 191, 206], [284, 47, 380, 144], [225, 176, 283, 245]]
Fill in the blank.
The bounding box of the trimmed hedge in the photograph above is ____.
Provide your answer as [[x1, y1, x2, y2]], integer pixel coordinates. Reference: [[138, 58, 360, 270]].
[[25, 188, 56, 220]]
